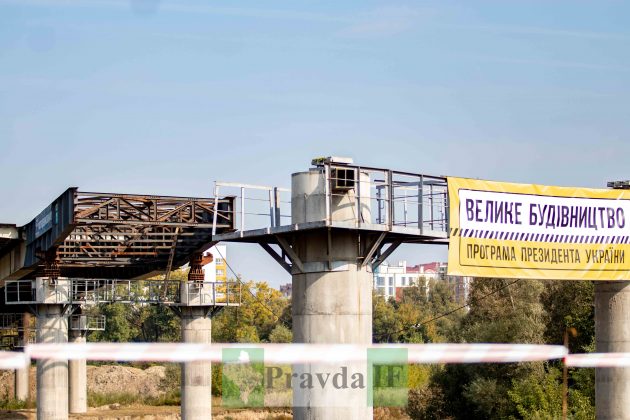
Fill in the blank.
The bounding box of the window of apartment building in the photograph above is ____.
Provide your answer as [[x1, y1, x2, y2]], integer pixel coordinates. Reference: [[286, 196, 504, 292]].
[[217, 269, 225, 276], [388, 277, 394, 286], [388, 286, 394, 296], [376, 277, 385, 286], [401, 277, 406, 286], [215, 258, 223, 264]]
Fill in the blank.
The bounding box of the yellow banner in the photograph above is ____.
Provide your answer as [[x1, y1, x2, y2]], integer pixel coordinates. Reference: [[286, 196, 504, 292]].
[[447, 177, 630, 280]]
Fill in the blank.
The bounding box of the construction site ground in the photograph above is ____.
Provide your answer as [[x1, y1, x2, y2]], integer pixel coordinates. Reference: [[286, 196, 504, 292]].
[[0, 365, 408, 419]]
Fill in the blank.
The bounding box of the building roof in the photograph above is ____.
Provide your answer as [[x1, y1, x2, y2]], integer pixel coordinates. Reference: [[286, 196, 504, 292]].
[[407, 262, 445, 274]]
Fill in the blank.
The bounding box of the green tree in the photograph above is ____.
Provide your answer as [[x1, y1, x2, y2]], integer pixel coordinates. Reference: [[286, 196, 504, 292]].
[[422, 278, 548, 419], [541, 280, 594, 352], [138, 305, 180, 342], [212, 280, 289, 343], [373, 280, 464, 344], [89, 303, 138, 343], [373, 291, 402, 343], [268, 324, 292, 343], [413, 278, 595, 420]]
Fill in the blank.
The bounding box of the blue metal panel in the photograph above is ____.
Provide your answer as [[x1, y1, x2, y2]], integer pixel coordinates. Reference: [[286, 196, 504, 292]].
[[24, 187, 76, 267]]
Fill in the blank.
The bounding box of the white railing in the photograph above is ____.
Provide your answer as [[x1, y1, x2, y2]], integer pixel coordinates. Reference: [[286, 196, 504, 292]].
[[324, 163, 448, 233], [211, 165, 448, 236], [5, 278, 241, 307], [180, 281, 241, 306], [0, 314, 23, 330], [212, 182, 291, 236], [70, 315, 106, 331]]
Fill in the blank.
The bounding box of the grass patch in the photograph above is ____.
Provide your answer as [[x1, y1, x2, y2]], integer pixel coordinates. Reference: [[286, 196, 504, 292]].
[[0, 399, 35, 409], [87, 391, 180, 407]]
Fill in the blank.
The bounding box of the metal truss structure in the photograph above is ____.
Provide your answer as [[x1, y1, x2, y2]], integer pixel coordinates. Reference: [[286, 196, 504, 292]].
[[10, 189, 235, 280]]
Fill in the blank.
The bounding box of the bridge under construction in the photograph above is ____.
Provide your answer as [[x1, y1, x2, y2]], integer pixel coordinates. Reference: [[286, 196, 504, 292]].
[[0, 157, 628, 420]]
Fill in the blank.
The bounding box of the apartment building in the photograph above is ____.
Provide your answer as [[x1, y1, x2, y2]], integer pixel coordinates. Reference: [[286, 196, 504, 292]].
[[202, 244, 228, 282], [374, 261, 471, 304]]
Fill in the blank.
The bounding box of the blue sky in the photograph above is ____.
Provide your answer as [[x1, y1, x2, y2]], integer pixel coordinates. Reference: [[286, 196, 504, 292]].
[[1, 0, 630, 287]]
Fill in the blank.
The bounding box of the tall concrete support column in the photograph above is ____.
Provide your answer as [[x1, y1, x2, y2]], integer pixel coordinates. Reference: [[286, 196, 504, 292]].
[[181, 307, 212, 420], [68, 330, 87, 413], [14, 364, 29, 401], [292, 232, 373, 420], [36, 305, 68, 420], [291, 169, 373, 420], [15, 312, 31, 401], [595, 281, 630, 419]]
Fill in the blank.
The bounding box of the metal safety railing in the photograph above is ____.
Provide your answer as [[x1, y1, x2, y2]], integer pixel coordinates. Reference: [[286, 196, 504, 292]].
[[212, 182, 291, 236], [180, 281, 241, 306], [0, 331, 36, 350], [4, 278, 241, 307], [4, 280, 36, 303], [322, 162, 448, 233], [211, 162, 449, 237], [0, 314, 23, 330], [70, 315, 106, 331]]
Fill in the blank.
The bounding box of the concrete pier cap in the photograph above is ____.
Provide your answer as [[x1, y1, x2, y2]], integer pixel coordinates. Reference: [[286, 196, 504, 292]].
[[292, 158, 371, 226]]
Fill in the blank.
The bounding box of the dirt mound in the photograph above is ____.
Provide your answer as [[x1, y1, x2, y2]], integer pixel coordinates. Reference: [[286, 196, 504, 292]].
[[88, 365, 166, 397], [0, 364, 167, 400]]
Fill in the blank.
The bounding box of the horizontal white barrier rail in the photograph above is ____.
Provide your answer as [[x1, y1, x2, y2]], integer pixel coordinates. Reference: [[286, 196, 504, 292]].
[[0, 352, 29, 369], [21, 343, 567, 364], [564, 353, 630, 367], [9, 345, 630, 370]]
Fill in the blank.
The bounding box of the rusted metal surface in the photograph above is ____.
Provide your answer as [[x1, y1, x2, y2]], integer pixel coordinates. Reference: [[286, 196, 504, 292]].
[[41, 247, 61, 279], [187, 251, 212, 282], [7, 189, 235, 280]]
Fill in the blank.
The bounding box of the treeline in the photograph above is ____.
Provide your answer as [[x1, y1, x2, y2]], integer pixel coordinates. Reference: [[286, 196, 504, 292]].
[[86, 269, 596, 419], [377, 278, 595, 419]]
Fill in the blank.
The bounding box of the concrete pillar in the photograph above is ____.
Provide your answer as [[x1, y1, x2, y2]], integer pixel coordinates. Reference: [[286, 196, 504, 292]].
[[68, 330, 87, 413], [291, 169, 373, 420], [36, 305, 68, 420], [14, 365, 29, 401], [15, 312, 31, 401], [595, 281, 630, 419], [181, 307, 212, 420]]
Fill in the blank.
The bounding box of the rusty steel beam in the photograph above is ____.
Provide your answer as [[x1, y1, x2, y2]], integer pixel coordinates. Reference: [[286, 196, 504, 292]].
[[10, 189, 235, 280]]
